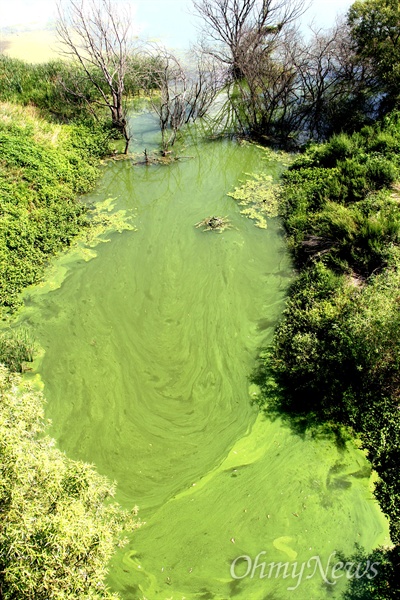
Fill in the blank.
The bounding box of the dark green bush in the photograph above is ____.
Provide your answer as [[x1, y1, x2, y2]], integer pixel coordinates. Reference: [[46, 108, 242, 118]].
[[318, 133, 359, 168], [366, 156, 398, 187], [265, 113, 400, 592]]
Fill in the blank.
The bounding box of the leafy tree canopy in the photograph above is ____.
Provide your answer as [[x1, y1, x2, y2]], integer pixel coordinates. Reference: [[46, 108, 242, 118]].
[[348, 0, 400, 109]]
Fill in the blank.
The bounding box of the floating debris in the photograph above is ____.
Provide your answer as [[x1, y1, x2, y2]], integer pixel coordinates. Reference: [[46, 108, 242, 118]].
[[195, 215, 231, 232], [129, 148, 194, 166]]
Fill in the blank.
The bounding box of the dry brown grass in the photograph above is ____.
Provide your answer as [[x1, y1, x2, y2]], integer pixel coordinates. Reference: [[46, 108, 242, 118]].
[[0, 101, 61, 146]]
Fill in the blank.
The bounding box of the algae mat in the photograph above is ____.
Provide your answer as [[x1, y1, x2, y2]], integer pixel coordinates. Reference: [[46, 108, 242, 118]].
[[18, 119, 389, 599]]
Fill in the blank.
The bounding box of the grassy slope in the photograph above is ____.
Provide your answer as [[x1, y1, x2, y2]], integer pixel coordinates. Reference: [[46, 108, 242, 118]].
[[0, 101, 106, 318], [0, 58, 137, 597]]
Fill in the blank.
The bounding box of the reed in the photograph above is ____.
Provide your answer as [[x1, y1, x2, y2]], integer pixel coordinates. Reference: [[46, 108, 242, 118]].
[[0, 329, 36, 372]]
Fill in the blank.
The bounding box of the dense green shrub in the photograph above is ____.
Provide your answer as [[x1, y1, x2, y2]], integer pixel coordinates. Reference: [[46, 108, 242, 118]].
[[0, 56, 94, 122], [0, 103, 106, 316], [279, 119, 400, 275], [0, 54, 157, 126], [318, 133, 360, 168], [366, 156, 398, 187], [263, 111, 400, 596], [342, 546, 400, 599], [0, 329, 35, 372], [0, 366, 138, 599], [270, 263, 352, 413]]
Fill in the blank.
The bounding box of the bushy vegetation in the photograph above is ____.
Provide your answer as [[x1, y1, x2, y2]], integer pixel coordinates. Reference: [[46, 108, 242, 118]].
[[0, 56, 90, 122], [0, 55, 145, 125], [280, 119, 400, 275], [0, 101, 106, 316], [348, 0, 400, 114], [0, 329, 35, 372], [0, 366, 138, 599], [0, 52, 141, 599], [258, 114, 400, 596], [342, 546, 400, 599]]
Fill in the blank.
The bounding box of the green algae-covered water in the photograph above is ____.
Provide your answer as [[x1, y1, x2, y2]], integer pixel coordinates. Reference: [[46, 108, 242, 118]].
[[17, 114, 389, 599]]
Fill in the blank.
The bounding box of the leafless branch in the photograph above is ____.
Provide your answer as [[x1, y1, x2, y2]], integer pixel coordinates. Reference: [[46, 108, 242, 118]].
[[192, 0, 308, 80], [56, 0, 137, 153]]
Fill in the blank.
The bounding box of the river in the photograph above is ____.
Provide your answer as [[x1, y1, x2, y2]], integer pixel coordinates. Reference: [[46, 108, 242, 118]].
[[16, 111, 389, 599]]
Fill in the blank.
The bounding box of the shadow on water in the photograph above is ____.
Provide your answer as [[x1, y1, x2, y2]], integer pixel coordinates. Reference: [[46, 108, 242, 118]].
[[249, 347, 351, 452], [339, 544, 399, 600], [249, 351, 399, 599]]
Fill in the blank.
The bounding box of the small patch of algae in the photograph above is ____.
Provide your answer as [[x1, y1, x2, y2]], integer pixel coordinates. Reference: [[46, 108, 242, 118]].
[[227, 173, 281, 229], [84, 197, 136, 246]]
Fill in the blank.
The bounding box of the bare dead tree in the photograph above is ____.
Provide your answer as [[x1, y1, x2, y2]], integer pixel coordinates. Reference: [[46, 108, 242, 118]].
[[209, 24, 303, 142], [193, 4, 376, 144], [56, 0, 137, 153], [142, 47, 222, 153], [184, 51, 223, 122], [190, 0, 312, 143], [143, 48, 188, 154], [192, 0, 307, 81], [290, 20, 378, 139]]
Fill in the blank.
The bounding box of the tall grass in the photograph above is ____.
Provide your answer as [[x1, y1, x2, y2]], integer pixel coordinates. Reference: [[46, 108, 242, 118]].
[[0, 329, 35, 372]]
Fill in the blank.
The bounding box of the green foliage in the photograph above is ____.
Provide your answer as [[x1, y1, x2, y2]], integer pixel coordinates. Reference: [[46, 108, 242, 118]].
[[318, 133, 360, 168], [348, 0, 400, 111], [0, 329, 35, 372], [0, 55, 153, 125], [279, 125, 400, 274], [270, 263, 352, 413], [341, 545, 400, 599], [263, 111, 400, 596], [0, 102, 106, 316], [0, 366, 138, 599], [0, 56, 96, 123]]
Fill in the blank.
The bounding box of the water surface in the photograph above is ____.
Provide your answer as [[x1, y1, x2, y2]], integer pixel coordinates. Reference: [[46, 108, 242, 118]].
[[17, 114, 389, 599]]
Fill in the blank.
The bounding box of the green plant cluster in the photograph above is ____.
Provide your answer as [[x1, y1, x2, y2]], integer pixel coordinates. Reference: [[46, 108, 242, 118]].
[[261, 114, 400, 596], [349, 0, 400, 114], [280, 123, 400, 275], [0, 365, 138, 599], [0, 55, 147, 125], [0, 102, 105, 317], [0, 56, 96, 123], [0, 328, 35, 372]]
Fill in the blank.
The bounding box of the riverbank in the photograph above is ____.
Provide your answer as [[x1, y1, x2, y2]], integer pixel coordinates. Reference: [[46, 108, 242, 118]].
[[0, 100, 107, 319], [265, 114, 400, 597], [0, 56, 139, 597]]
